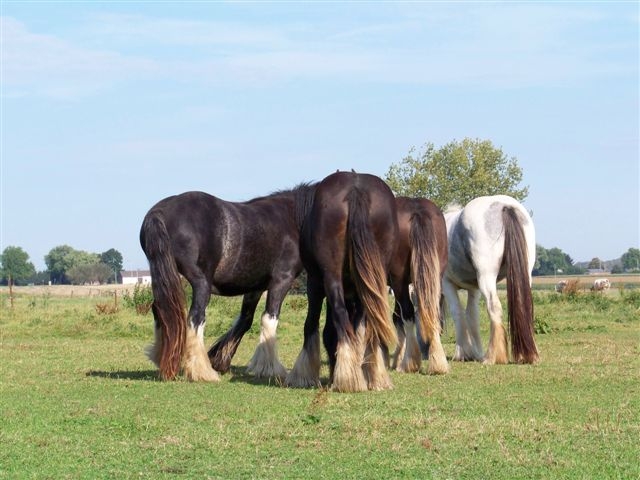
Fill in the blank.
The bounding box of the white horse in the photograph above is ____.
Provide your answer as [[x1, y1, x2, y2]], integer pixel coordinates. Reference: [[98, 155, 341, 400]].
[[442, 195, 539, 364]]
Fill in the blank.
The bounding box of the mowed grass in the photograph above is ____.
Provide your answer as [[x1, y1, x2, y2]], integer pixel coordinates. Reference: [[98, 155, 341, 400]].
[[1, 287, 639, 479]]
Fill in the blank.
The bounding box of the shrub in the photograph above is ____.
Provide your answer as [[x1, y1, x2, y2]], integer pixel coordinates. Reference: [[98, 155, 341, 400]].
[[561, 279, 582, 298], [95, 303, 118, 315], [122, 284, 153, 315], [534, 312, 551, 334], [620, 287, 640, 308]]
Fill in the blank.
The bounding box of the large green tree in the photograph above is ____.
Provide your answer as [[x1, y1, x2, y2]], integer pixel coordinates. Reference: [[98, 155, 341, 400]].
[[100, 248, 124, 283], [621, 247, 640, 271], [67, 263, 113, 285], [45, 245, 100, 284], [385, 138, 528, 207], [534, 245, 583, 276], [0, 246, 36, 286]]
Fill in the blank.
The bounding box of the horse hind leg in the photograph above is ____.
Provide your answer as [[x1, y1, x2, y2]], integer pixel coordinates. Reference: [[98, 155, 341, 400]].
[[333, 330, 367, 393], [391, 323, 407, 371], [363, 331, 394, 390], [397, 318, 421, 373], [443, 280, 474, 362], [463, 289, 485, 362], [182, 276, 220, 382], [286, 278, 324, 388], [286, 331, 322, 388], [329, 290, 367, 393], [479, 278, 508, 365]]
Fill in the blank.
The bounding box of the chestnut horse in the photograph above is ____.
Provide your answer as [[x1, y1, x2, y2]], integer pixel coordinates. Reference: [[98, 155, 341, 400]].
[[388, 197, 449, 375], [139, 185, 315, 381]]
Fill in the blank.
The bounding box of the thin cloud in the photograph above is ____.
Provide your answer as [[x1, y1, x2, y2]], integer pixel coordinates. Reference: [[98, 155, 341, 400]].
[[2, 16, 158, 99], [1, 4, 636, 100]]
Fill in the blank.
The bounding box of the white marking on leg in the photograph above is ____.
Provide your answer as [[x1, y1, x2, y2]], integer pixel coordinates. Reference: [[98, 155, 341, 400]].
[[286, 332, 321, 388], [333, 340, 367, 393], [398, 319, 421, 373], [363, 339, 394, 391], [247, 313, 287, 379], [427, 333, 449, 374], [480, 279, 508, 365], [183, 324, 220, 382]]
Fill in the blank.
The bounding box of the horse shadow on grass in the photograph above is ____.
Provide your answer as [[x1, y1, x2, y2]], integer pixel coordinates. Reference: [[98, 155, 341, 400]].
[[227, 365, 330, 389], [86, 370, 161, 381], [85, 365, 331, 388]]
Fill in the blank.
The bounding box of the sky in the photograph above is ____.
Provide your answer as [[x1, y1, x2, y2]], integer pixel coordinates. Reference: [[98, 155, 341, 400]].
[[1, 1, 638, 272]]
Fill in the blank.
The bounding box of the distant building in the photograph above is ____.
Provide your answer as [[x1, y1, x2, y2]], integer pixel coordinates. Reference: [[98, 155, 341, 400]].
[[121, 270, 152, 285], [586, 268, 609, 276]]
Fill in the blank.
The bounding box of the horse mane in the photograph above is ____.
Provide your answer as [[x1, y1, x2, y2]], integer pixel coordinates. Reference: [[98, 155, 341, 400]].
[[246, 181, 317, 229]]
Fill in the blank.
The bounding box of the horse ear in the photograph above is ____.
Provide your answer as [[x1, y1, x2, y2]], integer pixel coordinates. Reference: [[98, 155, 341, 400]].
[[351, 168, 356, 173]]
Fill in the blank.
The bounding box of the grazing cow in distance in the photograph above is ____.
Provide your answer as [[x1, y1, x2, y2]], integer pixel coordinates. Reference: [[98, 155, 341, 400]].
[[591, 278, 611, 292]]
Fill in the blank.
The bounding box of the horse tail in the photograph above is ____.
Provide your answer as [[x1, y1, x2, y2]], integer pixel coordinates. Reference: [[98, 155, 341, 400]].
[[502, 206, 538, 364], [347, 190, 397, 349], [140, 210, 187, 380], [409, 211, 442, 345]]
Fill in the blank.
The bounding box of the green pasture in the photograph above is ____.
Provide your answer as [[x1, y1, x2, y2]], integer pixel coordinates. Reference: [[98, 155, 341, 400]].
[[1, 288, 639, 479]]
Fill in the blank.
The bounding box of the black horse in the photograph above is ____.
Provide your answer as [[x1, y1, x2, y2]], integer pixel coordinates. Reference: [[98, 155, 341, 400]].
[[140, 185, 315, 381], [388, 197, 449, 375], [285, 171, 399, 392]]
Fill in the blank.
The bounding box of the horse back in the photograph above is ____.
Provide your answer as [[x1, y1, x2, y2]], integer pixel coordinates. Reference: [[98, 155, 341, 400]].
[[445, 195, 534, 288], [144, 191, 302, 295]]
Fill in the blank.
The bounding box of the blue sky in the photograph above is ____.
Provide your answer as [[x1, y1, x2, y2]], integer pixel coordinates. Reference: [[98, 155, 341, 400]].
[[1, 1, 638, 271]]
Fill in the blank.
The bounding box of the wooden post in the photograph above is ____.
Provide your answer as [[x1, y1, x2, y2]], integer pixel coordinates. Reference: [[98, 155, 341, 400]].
[[9, 276, 14, 309]]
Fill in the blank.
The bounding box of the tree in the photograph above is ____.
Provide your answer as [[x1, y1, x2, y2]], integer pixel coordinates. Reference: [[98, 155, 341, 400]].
[[588, 257, 604, 270], [1, 246, 36, 286], [45, 245, 100, 284], [100, 248, 124, 284], [621, 248, 640, 272], [67, 263, 113, 285], [29, 271, 51, 285], [534, 245, 583, 276], [385, 138, 528, 208]]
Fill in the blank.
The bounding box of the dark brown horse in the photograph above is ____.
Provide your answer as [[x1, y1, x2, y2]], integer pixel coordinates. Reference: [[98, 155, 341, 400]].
[[139, 185, 315, 381], [285, 194, 448, 388], [285, 171, 399, 392], [388, 197, 449, 375]]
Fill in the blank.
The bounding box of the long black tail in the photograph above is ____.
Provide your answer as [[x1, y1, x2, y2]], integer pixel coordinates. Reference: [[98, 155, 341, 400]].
[[502, 206, 538, 364], [140, 211, 187, 380], [346, 189, 396, 349]]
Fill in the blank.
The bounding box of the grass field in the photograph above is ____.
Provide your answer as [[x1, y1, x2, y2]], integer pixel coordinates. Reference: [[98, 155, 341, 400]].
[[1, 284, 639, 479]]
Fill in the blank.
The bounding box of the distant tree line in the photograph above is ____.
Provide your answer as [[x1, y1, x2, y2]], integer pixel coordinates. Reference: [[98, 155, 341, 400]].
[[1, 245, 123, 286]]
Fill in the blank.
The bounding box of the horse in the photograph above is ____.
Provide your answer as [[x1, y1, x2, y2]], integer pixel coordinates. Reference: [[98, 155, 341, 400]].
[[139, 184, 316, 381], [388, 197, 449, 375], [285, 171, 399, 392], [442, 195, 538, 365]]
